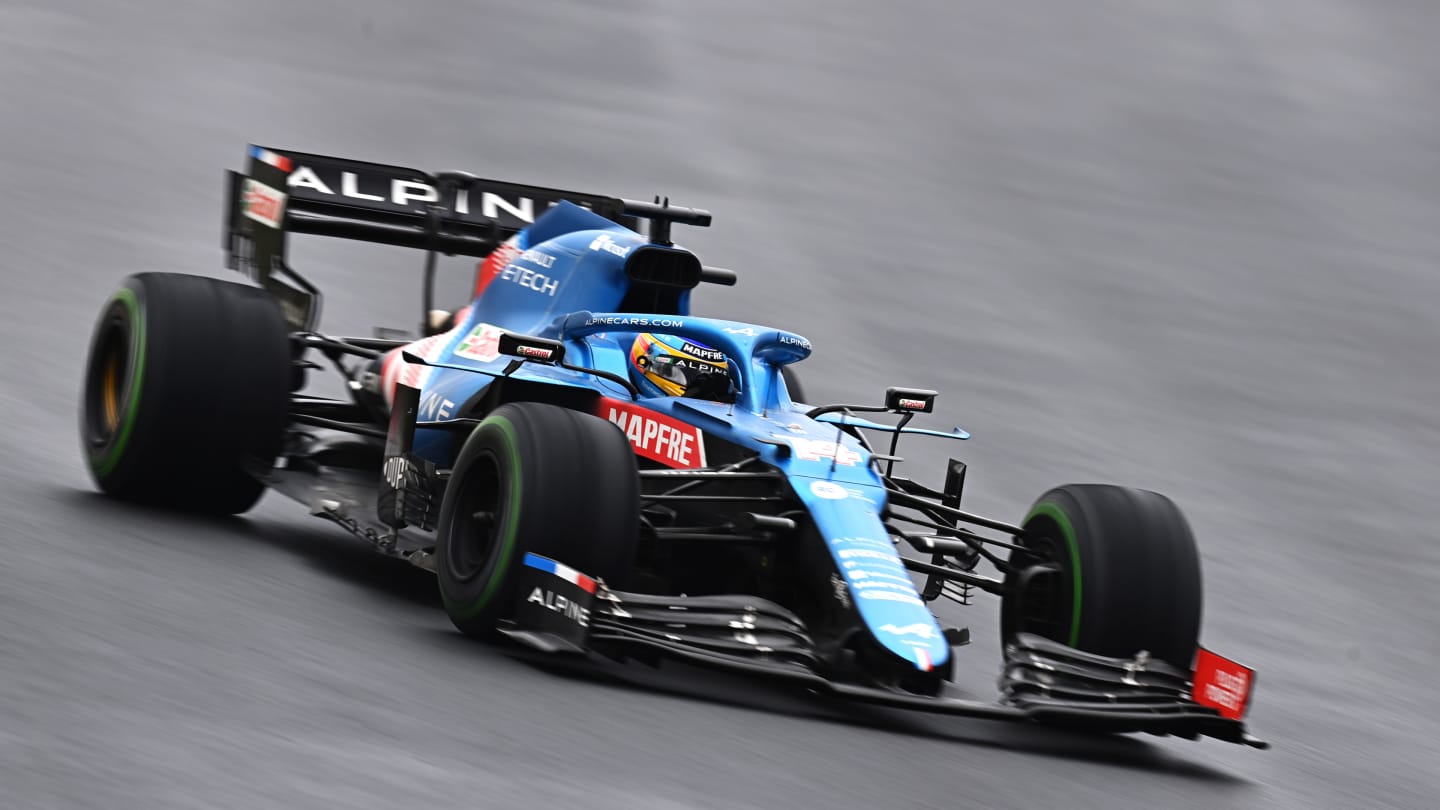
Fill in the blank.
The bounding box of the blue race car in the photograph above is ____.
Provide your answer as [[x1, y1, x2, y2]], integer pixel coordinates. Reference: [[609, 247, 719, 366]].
[[79, 146, 1265, 748]]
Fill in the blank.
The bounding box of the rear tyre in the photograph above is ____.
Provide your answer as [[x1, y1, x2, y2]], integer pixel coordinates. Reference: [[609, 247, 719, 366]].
[[1000, 484, 1203, 668], [781, 365, 808, 404], [436, 402, 640, 637], [80, 273, 291, 514]]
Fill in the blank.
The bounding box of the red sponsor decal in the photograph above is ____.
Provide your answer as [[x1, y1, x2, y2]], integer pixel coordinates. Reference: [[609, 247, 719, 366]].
[[898, 397, 927, 410], [516, 345, 553, 359], [474, 240, 521, 298], [596, 397, 706, 469], [1192, 647, 1255, 720], [241, 178, 286, 228], [454, 323, 503, 362], [381, 332, 449, 406]]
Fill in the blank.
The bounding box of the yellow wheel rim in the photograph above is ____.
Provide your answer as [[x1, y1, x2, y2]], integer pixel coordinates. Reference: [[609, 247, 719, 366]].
[[101, 347, 121, 433]]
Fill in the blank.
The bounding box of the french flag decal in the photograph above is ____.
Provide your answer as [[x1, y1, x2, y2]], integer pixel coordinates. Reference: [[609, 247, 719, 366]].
[[248, 145, 293, 173], [523, 553, 598, 594]]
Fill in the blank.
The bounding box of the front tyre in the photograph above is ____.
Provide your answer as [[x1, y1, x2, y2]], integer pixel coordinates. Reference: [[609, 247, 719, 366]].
[[1001, 484, 1203, 668], [436, 402, 640, 637], [80, 273, 290, 514]]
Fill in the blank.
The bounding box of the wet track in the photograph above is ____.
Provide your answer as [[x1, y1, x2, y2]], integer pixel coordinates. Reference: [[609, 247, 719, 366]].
[[3, 1, 1439, 807]]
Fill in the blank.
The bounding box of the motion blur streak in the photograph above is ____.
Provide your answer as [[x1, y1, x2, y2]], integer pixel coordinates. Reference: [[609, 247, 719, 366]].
[[2, 1, 1437, 808]]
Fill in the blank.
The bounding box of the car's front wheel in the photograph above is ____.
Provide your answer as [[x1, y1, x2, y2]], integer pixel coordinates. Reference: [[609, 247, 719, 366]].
[[435, 402, 640, 637], [1000, 483, 1203, 668]]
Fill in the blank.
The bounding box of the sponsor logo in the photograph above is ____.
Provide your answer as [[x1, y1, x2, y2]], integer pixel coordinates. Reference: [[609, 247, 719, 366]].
[[851, 580, 917, 593], [778, 333, 810, 350], [879, 623, 938, 640], [898, 397, 927, 410], [857, 590, 924, 606], [809, 481, 849, 500], [838, 549, 897, 562], [241, 178, 286, 228], [588, 233, 631, 257], [418, 393, 454, 421], [519, 248, 556, 269], [499, 264, 559, 296], [680, 342, 725, 363], [382, 456, 407, 488], [831, 574, 852, 609], [526, 587, 591, 627], [777, 437, 862, 466], [515, 345, 554, 360], [915, 647, 933, 672], [586, 315, 685, 330], [596, 397, 707, 468], [455, 324, 503, 363], [830, 536, 891, 548], [723, 326, 759, 337], [847, 570, 914, 584], [286, 166, 546, 222], [1191, 648, 1255, 720]]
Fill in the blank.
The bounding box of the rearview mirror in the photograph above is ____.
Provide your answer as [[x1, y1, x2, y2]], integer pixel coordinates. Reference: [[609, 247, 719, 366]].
[[885, 387, 936, 414]]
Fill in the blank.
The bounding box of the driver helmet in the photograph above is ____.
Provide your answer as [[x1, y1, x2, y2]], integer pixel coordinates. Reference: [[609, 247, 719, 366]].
[[629, 333, 732, 401]]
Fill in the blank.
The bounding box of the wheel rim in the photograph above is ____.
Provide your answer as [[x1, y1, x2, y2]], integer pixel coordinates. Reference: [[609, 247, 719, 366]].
[[85, 317, 129, 447], [445, 450, 502, 583], [1003, 526, 1076, 647]]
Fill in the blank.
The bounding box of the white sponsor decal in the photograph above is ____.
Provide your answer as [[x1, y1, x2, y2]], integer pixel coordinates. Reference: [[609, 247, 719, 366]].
[[778, 333, 810, 349], [848, 570, 915, 584], [723, 327, 759, 337], [586, 315, 685, 330], [778, 437, 862, 466], [455, 324, 503, 362], [588, 233, 631, 257], [519, 249, 556, 269], [241, 178, 286, 228], [852, 580, 918, 593], [500, 264, 559, 296], [527, 587, 591, 627], [837, 549, 899, 562], [382, 456, 407, 488], [601, 400, 707, 468], [830, 536, 891, 548], [418, 393, 454, 421], [809, 481, 849, 500], [879, 623, 938, 640], [857, 590, 924, 606], [286, 167, 544, 221]]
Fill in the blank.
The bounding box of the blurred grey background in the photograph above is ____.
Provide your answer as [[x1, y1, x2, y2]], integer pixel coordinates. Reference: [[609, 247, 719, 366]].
[[2, 1, 1437, 807]]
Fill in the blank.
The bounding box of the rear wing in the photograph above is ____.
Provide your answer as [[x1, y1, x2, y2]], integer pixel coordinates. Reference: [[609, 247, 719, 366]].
[[224, 145, 713, 330]]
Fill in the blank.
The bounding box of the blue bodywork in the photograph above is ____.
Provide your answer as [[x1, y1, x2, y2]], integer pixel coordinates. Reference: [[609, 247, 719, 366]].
[[399, 202, 951, 674]]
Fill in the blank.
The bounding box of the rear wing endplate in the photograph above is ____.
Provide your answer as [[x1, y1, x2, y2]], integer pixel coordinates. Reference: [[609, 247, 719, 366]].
[[224, 145, 711, 330]]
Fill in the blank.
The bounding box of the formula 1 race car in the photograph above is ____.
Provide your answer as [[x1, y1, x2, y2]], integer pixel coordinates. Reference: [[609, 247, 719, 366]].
[[79, 146, 1265, 748]]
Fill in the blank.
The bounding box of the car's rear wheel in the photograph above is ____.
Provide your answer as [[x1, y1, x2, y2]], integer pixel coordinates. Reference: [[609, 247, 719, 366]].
[[80, 272, 291, 514], [436, 402, 640, 637], [781, 365, 807, 404], [1000, 483, 1203, 668]]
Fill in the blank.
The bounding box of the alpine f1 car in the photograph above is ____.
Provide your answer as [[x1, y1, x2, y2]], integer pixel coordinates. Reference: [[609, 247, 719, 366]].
[[79, 146, 1265, 748]]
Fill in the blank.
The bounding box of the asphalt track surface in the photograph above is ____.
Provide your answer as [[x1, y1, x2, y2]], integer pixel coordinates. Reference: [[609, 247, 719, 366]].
[[3, 2, 1438, 808]]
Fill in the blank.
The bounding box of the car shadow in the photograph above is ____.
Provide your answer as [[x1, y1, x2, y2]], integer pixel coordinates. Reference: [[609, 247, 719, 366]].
[[60, 486, 1255, 783], [488, 643, 1255, 785], [58, 488, 441, 610]]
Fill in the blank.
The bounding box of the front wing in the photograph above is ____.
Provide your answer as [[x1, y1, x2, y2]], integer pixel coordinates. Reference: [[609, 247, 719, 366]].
[[501, 555, 1268, 749]]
